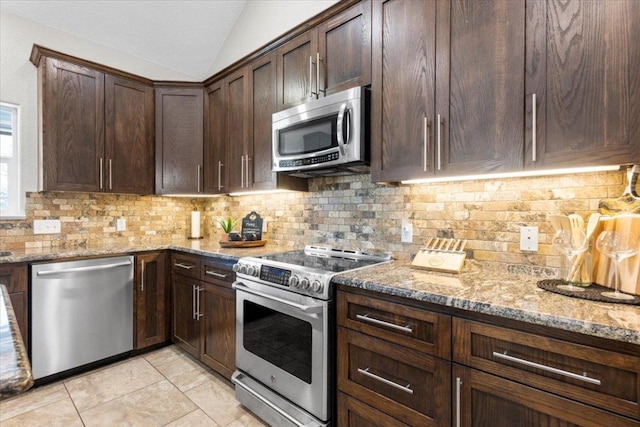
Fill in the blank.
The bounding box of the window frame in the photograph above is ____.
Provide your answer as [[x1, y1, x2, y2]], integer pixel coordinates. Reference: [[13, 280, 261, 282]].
[[0, 101, 23, 219]]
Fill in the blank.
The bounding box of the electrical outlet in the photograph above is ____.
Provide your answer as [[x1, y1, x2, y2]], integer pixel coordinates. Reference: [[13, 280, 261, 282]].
[[33, 219, 61, 234], [520, 226, 538, 251], [116, 218, 126, 232], [401, 218, 413, 243]]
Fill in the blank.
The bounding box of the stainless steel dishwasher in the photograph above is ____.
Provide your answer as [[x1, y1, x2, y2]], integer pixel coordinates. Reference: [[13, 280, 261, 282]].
[[31, 256, 134, 380]]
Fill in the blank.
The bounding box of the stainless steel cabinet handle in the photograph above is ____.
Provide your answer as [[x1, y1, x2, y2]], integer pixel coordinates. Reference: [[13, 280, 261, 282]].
[[240, 156, 245, 188], [357, 367, 414, 395], [99, 158, 104, 190], [109, 159, 113, 190], [492, 351, 601, 385], [196, 286, 203, 320], [309, 55, 316, 98], [233, 372, 307, 427], [37, 260, 132, 276], [174, 263, 194, 270], [532, 93, 537, 162], [140, 260, 145, 292], [356, 314, 412, 333], [423, 116, 428, 172], [218, 161, 224, 190], [205, 270, 227, 279], [233, 282, 324, 314], [246, 156, 251, 188], [436, 114, 442, 171], [455, 377, 462, 427], [316, 52, 325, 96], [192, 285, 196, 320], [197, 164, 201, 193]]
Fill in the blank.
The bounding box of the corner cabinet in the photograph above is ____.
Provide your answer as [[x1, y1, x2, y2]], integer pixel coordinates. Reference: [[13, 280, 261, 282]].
[[171, 252, 237, 380], [155, 85, 204, 195], [276, 0, 372, 110], [525, 0, 640, 168], [32, 49, 155, 194], [134, 252, 169, 350], [371, 0, 525, 182], [0, 263, 28, 351], [204, 80, 227, 194]]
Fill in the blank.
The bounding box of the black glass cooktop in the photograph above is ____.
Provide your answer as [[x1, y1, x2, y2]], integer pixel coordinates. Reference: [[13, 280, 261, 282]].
[[257, 249, 387, 274]]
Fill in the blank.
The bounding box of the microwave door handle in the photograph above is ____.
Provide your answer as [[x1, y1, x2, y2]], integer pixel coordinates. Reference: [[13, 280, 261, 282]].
[[337, 102, 348, 155]]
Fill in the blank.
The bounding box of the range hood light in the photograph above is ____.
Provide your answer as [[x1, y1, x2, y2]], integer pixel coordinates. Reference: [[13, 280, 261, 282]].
[[400, 165, 622, 185]]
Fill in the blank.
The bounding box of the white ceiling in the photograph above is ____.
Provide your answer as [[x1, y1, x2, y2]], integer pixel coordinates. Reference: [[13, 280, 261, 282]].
[[0, 0, 248, 80]]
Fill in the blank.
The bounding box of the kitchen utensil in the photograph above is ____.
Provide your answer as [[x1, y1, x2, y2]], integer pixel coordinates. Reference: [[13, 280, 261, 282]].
[[550, 214, 570, 232], [595, 231, 639, 300], [412, 238, 467, 273], [552, 230, 588, 292], [572, 212, 601, 282], [568, 214, 585, 247]]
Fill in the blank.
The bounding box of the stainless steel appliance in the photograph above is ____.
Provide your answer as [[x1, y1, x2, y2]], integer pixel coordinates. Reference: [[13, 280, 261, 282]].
[[232, 246, 390, 427], [272, 87, 369, 178], [31, 256, 134, 380]]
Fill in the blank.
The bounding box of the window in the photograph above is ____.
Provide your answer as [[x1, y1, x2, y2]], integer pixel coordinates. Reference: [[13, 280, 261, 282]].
[[0, 102, 21, 219]]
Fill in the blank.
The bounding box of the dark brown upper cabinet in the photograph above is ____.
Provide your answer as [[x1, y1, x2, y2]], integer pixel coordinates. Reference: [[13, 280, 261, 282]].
[[155, 85, 204, 195], [371, 0, 525, 182], [32, 50, 154, 194], [204, 80, 227, 194], [276, 0, 372, 110], [526, 0, 640, 168], [225, 67, 250, 192]]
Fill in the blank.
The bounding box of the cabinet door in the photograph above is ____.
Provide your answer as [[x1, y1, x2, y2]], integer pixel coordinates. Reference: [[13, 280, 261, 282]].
[[204, 80, 227, 194], [317, 0, 372, 96], [453, 365, 640, 427], [526, 0, 640, 168], [0, 263, 28, 350], [172, 274, 201, 358], [42, 57, 105, 192], [134, 252, 168, 350], [248, 53, 278, 191], [200, 282, 235, 380], [435, 0, 524, 176], [226, 68, 250, 192], [155, 87, 204, 194], [338, 392, 410, 427], [370, 0, 437, 182], [105, 75, 155, 194], [276, 30, 318, 110]]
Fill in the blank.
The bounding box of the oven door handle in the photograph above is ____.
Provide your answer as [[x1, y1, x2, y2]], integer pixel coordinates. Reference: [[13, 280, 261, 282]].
[[232, 282, 324, 314]]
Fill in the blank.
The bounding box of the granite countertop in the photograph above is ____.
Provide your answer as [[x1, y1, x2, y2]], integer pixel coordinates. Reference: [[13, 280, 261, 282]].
[[332, 261, 640, 346], [0, 285, 33, 399]]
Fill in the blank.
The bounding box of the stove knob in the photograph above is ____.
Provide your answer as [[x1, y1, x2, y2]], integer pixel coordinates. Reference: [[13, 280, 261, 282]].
[[232, 263, 240, 273], [289, 275, 300, 288], [238, 264, 247, 275], [311, 280, 323, 293], [246, 265, 256, 276], [300, 277, 310, 290]]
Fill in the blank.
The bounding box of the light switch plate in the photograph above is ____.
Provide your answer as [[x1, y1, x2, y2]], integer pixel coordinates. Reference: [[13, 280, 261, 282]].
[[520, 226, 538, 251], [401, 218, 413, 243], [116, 218, 126, 232], [33, 219, 61, 234]]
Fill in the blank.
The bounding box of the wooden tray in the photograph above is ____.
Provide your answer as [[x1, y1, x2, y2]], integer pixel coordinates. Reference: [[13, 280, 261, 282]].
[[219, 240, 267, 248]]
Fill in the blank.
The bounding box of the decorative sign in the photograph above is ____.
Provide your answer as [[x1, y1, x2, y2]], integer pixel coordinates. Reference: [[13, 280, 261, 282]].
[[241, 211, 263, 241]]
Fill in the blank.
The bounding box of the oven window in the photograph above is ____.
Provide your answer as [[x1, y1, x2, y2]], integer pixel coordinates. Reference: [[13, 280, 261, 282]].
[[278, 115, 338, 156], [243, 301, 312, 384]]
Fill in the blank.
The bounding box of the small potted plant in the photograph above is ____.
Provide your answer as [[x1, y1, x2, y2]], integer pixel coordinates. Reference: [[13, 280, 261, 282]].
[[216, 217, 238, 242]]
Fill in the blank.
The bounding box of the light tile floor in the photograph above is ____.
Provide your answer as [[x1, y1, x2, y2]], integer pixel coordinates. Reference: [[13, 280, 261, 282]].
[[0, 345, 268, 427]]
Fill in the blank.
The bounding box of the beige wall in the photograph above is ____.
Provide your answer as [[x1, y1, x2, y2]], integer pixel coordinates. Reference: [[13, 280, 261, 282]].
[[1, 171, 626, 275]]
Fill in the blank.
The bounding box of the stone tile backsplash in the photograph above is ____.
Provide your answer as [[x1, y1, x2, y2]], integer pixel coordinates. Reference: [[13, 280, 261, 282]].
[[0, 170, 626, 273]]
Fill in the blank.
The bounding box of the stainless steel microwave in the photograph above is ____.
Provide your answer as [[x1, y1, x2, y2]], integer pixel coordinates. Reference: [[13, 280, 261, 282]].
[[272, 87, 369, 178]]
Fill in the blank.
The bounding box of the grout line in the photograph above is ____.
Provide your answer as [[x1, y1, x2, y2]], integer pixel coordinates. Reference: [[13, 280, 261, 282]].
[[63, 382, 87, 427]]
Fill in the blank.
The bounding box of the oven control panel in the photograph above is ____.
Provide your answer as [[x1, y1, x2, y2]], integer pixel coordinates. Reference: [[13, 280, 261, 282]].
[[233, 260, 329, 298], [259, 265, 291, 287]]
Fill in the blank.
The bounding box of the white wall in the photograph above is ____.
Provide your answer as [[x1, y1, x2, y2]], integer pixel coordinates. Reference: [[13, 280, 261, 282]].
[[0, 11, 197, 208], [208, 0, 339, 75]]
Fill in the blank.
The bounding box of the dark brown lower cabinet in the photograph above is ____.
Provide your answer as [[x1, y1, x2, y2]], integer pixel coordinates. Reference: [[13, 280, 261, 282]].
[[337, 392, 410, 427], [0, 263, 28, 350], [171, 253, 236, 380], [453, 364, 640, 427], [134, 252, 169, 350]]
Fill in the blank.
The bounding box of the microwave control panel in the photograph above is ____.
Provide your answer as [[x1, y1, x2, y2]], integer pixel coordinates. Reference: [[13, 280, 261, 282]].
[[279, 151, 339, 168]]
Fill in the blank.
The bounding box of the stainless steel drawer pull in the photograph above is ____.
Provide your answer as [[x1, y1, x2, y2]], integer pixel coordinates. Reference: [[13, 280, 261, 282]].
[[174, 263, 194, 270], [356, 314, 413, 333], [205, 270, 227, 279], [357, 367, 414, 395], [492, 351, 602, 385], [455, 377, 462, 427]]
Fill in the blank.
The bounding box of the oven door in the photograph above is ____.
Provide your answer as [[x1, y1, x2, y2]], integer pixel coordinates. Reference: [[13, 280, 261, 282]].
[[233, 279, 331, 423]]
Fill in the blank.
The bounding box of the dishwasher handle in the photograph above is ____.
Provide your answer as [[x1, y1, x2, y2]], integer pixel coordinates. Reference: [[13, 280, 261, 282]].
[[36, 260, 133, 276]]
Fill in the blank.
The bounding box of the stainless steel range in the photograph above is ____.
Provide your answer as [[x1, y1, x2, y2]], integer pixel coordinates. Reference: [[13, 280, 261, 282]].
[[231, 245, 391, 427]]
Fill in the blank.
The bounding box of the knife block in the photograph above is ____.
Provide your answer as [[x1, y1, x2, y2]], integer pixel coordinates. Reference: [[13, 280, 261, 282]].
[[411, 248, 466, 273], [591, 214, 640, 296]]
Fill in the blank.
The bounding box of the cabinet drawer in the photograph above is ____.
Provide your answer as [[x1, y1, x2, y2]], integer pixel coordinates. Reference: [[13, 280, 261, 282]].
[[201, 260, 234, 288], [337, 290, 451, 359], [337, 327, 450, 427], [453, 318, 640, 420], [171, 253, 201, 279], [338, 392, 410, 427]]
